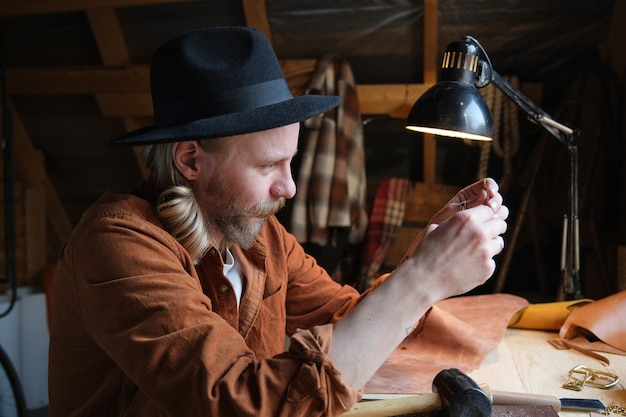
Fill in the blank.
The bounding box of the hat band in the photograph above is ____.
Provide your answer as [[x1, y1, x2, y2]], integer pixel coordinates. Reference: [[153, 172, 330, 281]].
[[156, 78, 294, 126]]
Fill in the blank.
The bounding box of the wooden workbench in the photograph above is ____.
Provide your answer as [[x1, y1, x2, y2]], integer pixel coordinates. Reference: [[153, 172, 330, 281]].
[[468, 328, 625, 417], [357, 329, 625, 417]]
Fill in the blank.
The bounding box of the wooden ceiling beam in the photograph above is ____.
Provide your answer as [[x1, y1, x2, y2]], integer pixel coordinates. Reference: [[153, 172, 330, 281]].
[[7, 67, 150, 94], [86, 7, 131, 67], [358, 84, 433, 116], [241, 0, 272, 43], [96, 93, 152, 117], [7, 65, 431, 116], [94, 84, 436, 118], [87, 5, 150, 178], [0, 0, 198, 17]]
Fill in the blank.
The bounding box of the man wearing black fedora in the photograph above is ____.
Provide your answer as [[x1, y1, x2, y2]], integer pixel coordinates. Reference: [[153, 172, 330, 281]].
[[48, 26, 508, 416]]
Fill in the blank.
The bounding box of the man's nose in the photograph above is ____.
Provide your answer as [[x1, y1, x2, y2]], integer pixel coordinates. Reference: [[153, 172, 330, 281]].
[[272, 170, 296, 199]]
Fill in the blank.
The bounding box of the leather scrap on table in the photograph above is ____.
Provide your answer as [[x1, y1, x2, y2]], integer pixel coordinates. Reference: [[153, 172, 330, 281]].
[[508, 290, 626, 363], [508, 299, 593, 331], [365, 293, 529, 394], [559, 291, 626, 354]]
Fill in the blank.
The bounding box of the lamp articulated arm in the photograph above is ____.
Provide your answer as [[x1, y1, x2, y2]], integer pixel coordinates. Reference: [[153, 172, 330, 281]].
[[489, 71, 575, 145], [478, 56, 581, 299]]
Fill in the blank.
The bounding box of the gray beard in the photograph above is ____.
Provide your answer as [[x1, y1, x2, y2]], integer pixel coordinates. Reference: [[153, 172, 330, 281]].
[[215, 216, 265, 249], [199, 175, 285, 250]]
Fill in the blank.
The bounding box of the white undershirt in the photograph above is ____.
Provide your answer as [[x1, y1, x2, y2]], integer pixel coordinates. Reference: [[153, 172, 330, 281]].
[[223, 248, 243, 307]]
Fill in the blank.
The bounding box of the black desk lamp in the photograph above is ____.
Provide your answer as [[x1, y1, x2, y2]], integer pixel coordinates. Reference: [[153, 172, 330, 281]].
[[406, 36, 582, 300]]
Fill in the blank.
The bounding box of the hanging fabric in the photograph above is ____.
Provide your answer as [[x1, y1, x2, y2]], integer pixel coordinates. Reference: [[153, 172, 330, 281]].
[[290, 54, 368, 282], [356, 178, 412, 291]]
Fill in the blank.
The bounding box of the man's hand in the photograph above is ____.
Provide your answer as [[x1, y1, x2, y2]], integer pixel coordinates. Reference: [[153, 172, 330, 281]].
[[403, 178, 508, 263], [431, 178, 508, 225], [399, 177, 509, 298]]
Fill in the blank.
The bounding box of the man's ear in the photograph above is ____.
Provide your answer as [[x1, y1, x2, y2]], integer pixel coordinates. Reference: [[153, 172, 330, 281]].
[[172, 141, 201, 181]]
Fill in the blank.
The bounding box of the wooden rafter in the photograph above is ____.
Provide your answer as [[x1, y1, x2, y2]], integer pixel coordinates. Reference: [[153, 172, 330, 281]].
[[86, 7, 131, 67], [7, 65, 432, 118], [0, 0, 197, 17], [6, 67, 150, 95], [241, 0, 272, 42], [86, 5, 150, 177], [3, 0, 435, 122]]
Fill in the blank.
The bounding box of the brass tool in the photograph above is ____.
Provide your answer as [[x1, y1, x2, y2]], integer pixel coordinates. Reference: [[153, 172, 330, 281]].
[[563, 365, 620, 391]]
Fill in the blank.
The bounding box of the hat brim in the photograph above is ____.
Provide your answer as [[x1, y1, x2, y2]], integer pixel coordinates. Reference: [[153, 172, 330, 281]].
[[111, 94, 341, 147]]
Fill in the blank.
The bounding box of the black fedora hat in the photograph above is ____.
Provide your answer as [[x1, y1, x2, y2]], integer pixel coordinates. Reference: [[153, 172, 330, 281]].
[[112, 26, 341, 146]]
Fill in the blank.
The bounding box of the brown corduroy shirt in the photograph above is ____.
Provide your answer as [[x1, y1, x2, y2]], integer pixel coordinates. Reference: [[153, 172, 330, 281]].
[[48, 183, 363, 417]]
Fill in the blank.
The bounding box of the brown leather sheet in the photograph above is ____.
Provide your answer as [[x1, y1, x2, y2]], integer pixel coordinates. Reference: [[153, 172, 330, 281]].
[[365, 293, 529, 394], [559, 290, 626, 353]]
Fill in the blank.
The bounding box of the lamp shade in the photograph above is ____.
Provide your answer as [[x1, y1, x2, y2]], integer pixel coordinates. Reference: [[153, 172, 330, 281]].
[[406, 38, 494, 141], [406, 81, 493, 140]]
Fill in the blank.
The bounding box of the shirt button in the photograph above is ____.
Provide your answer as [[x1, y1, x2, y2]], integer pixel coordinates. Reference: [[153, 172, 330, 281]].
[[219, 284, 229, 294], [209, 248, 218, 257]]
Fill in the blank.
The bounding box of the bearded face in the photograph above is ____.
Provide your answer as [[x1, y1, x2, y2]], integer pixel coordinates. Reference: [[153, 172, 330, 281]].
[[200, 173, 286, 249]]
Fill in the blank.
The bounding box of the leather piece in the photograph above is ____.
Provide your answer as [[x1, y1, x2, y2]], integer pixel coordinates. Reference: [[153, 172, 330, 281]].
[[559, 290, 626, 353], [548, 338, 612, 364], [508, 299, 593, 331], [365, 294, 529, 394], [506, 291, 626, 359]]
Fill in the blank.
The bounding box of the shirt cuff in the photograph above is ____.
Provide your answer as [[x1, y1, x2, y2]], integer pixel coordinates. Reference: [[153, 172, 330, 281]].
[[287, 323, 362, 415]]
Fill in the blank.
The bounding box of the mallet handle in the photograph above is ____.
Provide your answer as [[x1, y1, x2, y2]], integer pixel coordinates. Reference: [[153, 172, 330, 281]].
[[340, 393, 441, 417]]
